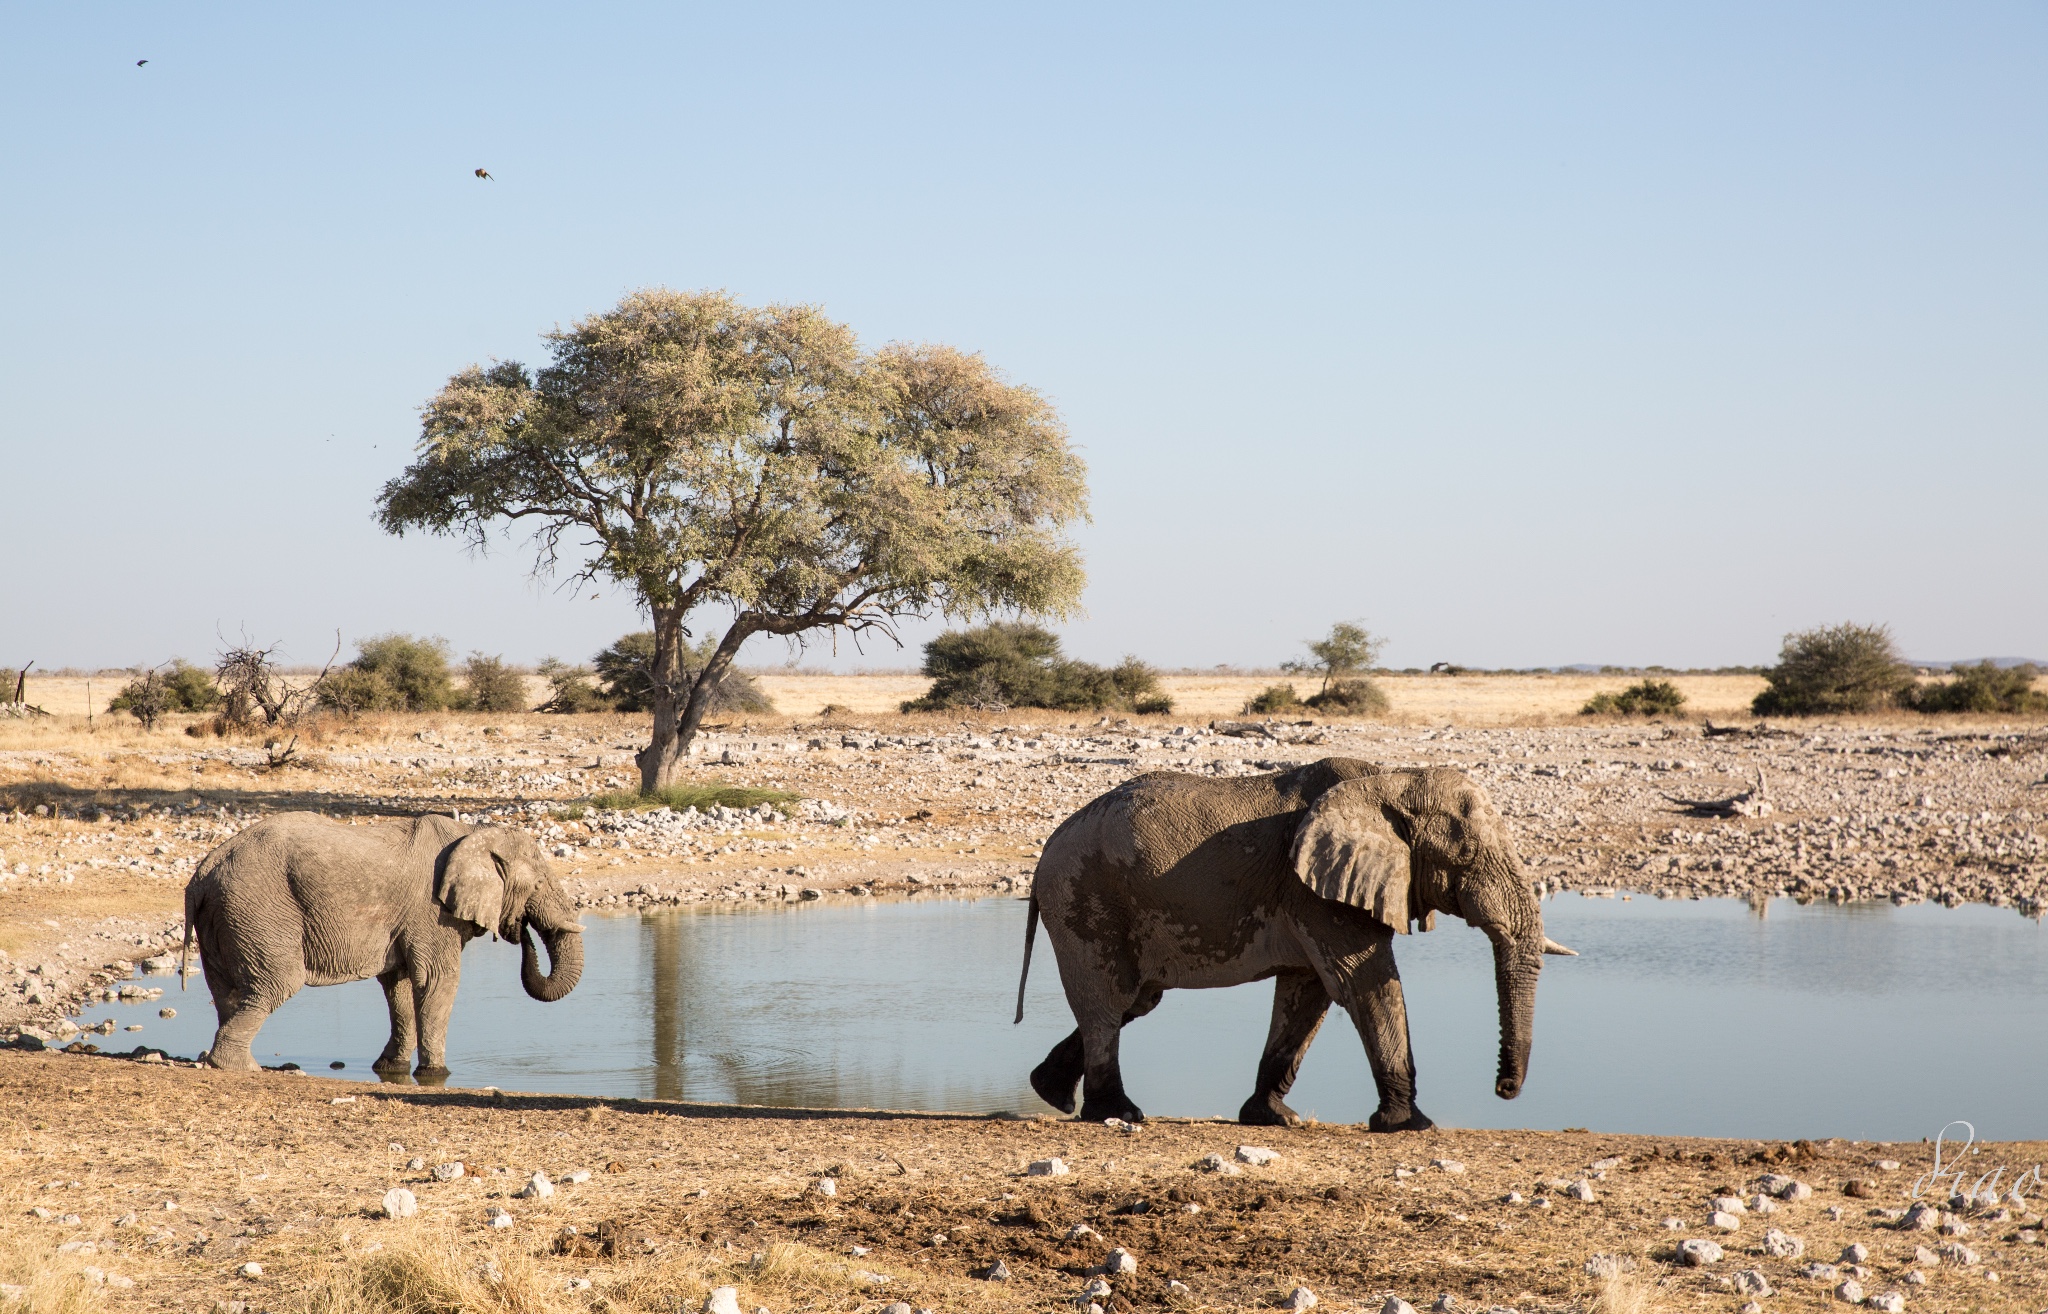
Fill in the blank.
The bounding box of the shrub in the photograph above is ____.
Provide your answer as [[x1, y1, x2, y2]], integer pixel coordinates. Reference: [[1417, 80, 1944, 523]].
[[534, 658, 611, 713], [1904, 661, 2048, 714], [457, 653, 529, 712], [592, 631, 773, 715], [319, 634, 457, 713], [1245, 683, 1303, 714], [1582, 679, 1688, 717], [1306, 678, 1391, 715], [109, 660, 220, 725], [903, 623, 1166, 713], [1752, 622, 1914, 716]]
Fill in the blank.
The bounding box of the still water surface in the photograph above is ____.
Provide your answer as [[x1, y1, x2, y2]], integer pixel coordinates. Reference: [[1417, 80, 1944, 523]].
[[86, 894, 2048, 1141]]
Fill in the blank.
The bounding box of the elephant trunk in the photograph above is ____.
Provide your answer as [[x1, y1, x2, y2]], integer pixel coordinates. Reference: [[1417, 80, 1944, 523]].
[[518, 882, 584, 1003], [1489, 933, 1541, 1099]]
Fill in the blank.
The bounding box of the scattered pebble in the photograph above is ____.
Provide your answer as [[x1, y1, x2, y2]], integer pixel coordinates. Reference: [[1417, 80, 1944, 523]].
[[1679, 1239, 1723, 1266], [703, 1288, 742, 1314], [813, 1177, 836, 1197], [1841, 1243, 1869, 1263], [1027, 1158, 1070, 1177], [514, 1171, 553, 1200], [1279, 1287, 1318, 1311], [1866, 1293, 1905, 1313], [1432, 1159, 1465, 1174], [1096, 1248, 1138, 1276], [239, 1262, 263, 1278], [1196, 1154, 1242, 1176], [1836, 1279, 1866, 1304], [1733, 1269, 1773, 1296], [380, 1188, 417, 1219], [1236, 1145, 1280, 1167], [1383, 1299, 1418, 1314], [1762, 1227, 1804, 1258], [433, 1162, 465, 1182], [486, 1207, 513, 1229], [1709, 1210, 1741, 1231], [977, 1259, 1011, 1281], [1565, 1180, 1597, 1202]]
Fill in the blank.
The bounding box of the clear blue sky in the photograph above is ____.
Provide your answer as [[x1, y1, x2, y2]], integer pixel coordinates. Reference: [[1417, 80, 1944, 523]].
[[4, 3, 2043, 672]]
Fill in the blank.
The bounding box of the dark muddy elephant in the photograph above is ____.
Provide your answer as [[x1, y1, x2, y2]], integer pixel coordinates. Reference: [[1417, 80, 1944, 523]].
[[1016, 758, 1573, 1130], [181, 812, 583, 1077]]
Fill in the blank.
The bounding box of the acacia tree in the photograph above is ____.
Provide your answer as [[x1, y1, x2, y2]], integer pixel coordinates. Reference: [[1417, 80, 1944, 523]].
[[377, 288, 1088, 792]]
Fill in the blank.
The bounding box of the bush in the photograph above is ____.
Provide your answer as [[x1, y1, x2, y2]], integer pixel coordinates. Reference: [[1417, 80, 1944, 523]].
[[903, 623, 1167, 713], [457, 653, 529, 712], [319, 634, 456, 714], [1245, 683, 1303, 714], [1751, 623, 1914, 716], [534, 658, 611, 713], [1582, 679, 1688, 717], [1903, 661, 2048, 715], [108, 660, 220, 723], [592, 632, 773, 715], [1306, 678, 1391, 715]]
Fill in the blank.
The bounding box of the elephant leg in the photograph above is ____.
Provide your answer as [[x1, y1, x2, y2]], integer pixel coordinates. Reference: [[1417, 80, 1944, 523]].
[[1301, 917, 1432, 1132], [200, 956, 302, 1072], [373, 968, 416, 1074], [1075, 982, 1162, 1124], [411, 960, 461, 1079], [1034, 985, 1165, 1117], [1240, 970, 1332, 1127]]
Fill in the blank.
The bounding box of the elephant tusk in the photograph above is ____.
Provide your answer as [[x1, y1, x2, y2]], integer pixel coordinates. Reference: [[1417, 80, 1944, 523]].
[[1541, 936, 1578, 956]]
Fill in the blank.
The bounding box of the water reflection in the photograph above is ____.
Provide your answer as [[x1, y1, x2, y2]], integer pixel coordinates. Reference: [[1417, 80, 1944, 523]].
[[78, 894, 2048, 1141]]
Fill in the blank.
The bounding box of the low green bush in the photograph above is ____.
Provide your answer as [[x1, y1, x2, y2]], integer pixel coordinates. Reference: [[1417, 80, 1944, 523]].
[[1903, 661, 2048, 714], [1751, 622, 1914, 716], [904, 623, 1168, 713], [593, 632, 773, 714], [1582, 678, 1688, 717], [534, 658, 611, 713], [1244, 683, 1302, 714], [108, 660, 220, 723], [1306, 678, 1391, 715], [590, 782, 799, 814], [318, 634, 457, 714], [457, 653, 529, 713]]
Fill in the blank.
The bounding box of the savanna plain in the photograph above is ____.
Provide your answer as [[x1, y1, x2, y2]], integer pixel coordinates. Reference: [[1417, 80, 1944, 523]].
[[3, 671, 2046, 1314]]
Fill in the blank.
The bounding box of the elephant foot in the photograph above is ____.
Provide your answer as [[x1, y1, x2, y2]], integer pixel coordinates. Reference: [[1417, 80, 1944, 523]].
[[1367, 1107, 1436, 1133], [1029, 1058, 1080, 1115], [414, 1065, 451, 1086], [1078, 1090, 1146, 1125], [371, 1054, 410, 1075], [201, 1049, 258, 1072], [1238, 1092, 1302, 1127]]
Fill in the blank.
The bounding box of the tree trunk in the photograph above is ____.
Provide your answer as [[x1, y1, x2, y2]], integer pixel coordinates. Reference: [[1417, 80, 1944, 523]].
[[634, 605, 690, 794], [672, 619, 755, 769]]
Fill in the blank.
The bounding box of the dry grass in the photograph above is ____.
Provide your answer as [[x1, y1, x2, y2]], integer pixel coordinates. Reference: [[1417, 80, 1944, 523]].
[[1592, 1265, 1663, 1314]]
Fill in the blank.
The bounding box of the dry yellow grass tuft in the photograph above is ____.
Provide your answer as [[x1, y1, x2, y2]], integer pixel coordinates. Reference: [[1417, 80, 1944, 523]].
[[1593, 1265, 1664, 1314]]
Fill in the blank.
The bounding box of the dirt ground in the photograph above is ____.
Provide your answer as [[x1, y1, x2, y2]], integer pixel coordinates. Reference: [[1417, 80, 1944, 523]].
[[2, 678, 2045, 1311], [3, 1050, 2043, 1314]]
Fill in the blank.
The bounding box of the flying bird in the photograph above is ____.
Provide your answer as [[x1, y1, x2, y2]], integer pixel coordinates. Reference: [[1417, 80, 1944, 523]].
[[136, 59, 148, 66], [474, 168, 493, 180]]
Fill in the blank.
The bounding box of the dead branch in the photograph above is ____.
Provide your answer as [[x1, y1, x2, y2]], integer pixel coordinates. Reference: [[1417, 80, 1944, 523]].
[[1666, 767, 1773, 818]]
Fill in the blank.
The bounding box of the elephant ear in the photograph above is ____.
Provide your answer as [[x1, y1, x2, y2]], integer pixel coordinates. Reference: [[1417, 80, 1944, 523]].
[[1290, 779, 1422, 933], [435, 831, 506, 936]]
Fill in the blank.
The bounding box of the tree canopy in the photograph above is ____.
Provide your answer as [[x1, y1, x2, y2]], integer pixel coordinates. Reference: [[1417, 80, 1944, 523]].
[[377, 288, 1088, 790]]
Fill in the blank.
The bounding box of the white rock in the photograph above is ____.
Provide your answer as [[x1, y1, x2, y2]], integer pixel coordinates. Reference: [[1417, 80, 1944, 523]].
[[1733, 1270, 1773, 1296], [1027, 1157, 1070, 1177], [1748, 1195, 1780, 1214], [1836, 1278, 1866, 1304], [855, 1270, 891, 1286], [1763, 1228, 1804, 1258], [1739, 1303, 1762, 1314], [486, 1207, 514, 1229], [1584, 1255, 1630, 1278], [1083, 1277, 1114, 1299], [1709, 1211, 1741, 1231], [1566, 1180, 1597, 1202], [1781, 1179, 1814, 1201], [1383, 1299, 1418, 1314], [1065, 1223, 1099, 1241], [1169, 1280, 1192, 1295], [979, 1258, 1011, 1281], [559, 1169, 591, 1184], [1590, 1157, 1622, 1171], [515, 1171, 553, 1199], [1280, 1287, 1318, 1311], [1873, 1159, 1900, 1172], [813, 1178, 836, 1197], [407, 1157, 425, 1171], [433, 1162, 465, 1181], [1432, 1159, 1466, 1175], [1503, 1192, 1525, 1205], [703, 1288, 742, 1314], [1937, 1242, 1978, 1266], [381, 1188, 417, 1219], [1900, 1204, 1939, 1231], [1236, 1145, 1280, 1166], [1904, 1270, 1927, 1286], [1865, 1294, 1904, 1313], [1679, 1239, 1724, 1266], [1097, 1248, 1137, 1276], [880, 1305, 912, 1314], [1712, 1195, 1749, 1215], [1196, 1154, 1242, 1175], [1801, 1263, 1840, 1281], [1758, 1174, 1796, 1195], [566, 1277, 592, 1292], [1841, 1243, 1869, 1263], [1662, 1217, 1684, 1230], [239, 1262, 264, 1277]]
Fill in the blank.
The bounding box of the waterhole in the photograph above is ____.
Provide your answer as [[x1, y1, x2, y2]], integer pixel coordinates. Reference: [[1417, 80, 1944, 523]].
[[81, 893, 2048, 1140]]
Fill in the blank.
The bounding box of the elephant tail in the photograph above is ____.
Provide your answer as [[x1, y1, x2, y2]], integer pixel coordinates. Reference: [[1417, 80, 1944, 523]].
[[1014, 892, 1040, 1024], [179, 906, 194, 991]]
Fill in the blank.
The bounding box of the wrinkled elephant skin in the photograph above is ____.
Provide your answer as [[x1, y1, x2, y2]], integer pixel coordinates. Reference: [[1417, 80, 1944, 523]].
[[181, 812, 583, 1075], [1017, 758, 1559, 1130]]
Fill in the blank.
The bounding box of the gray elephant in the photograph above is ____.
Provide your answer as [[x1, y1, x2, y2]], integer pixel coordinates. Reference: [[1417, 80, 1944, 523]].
[[180, 812, 583, 1077], [1015, 758, 1573, 1130]]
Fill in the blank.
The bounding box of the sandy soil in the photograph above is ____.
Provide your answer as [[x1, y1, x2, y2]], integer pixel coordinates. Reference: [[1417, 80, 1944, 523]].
[[3, 1050, 2043, 1313]]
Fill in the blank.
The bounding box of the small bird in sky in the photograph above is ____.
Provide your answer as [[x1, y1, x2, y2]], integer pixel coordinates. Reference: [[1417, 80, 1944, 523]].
[[136, 59, 148, 66], [474, 168, 493, 180]]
